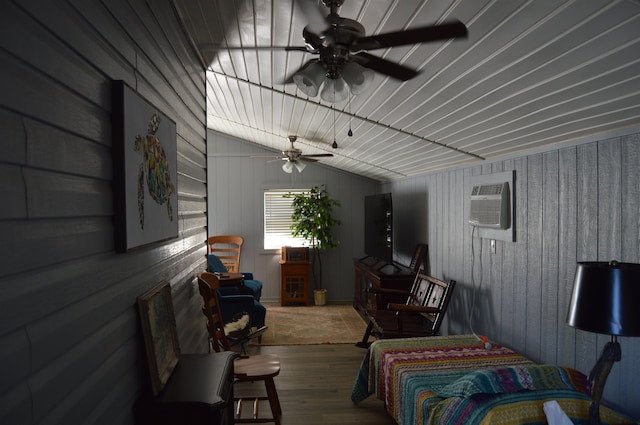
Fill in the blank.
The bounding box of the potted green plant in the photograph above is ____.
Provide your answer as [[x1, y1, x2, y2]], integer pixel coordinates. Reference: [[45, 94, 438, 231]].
[[284, 185, 341, 305]]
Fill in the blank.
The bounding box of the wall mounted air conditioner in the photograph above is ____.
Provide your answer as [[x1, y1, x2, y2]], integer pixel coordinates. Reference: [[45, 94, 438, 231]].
[[469, 182, 510, 229]]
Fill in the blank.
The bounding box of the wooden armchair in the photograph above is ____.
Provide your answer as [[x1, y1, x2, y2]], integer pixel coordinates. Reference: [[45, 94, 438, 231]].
[[198, 274, 281, 424], [356, 272, 456, 348]]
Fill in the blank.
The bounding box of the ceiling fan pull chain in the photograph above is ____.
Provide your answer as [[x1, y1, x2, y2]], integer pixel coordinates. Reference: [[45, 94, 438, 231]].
[[332, 106, 338, 149], [347, 95, 353, 137]]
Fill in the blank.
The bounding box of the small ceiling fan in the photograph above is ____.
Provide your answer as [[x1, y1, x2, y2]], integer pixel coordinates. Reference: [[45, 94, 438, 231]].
[[252, 135, 334, 173]]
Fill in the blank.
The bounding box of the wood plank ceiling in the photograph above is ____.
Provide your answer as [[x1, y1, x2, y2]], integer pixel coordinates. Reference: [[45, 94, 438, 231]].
[[174, 0, 640, 181]]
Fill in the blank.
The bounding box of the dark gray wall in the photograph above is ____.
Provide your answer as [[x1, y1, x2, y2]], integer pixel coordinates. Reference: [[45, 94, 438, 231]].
[[207, 131, 380, 302], [0, 1, 208, 424], [385, 128, 640, 418]]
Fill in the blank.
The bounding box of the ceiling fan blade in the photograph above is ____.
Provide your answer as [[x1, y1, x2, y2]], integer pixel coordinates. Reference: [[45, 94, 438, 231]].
[[352, 52, 418, 81], [201, 44, 308, 53], [301, 153, 334, 158], [303, 27, 324, 51], [281, 59, 320, 85], [285, 46, 314, 52], [351, 20, 468, 51], [295, 0, 329, 35], [299, 157, 319, 163]]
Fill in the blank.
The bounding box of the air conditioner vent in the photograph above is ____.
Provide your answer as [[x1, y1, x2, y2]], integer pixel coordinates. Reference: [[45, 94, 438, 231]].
[[469, 182, 510, 229], [473, 184, 503, 196]]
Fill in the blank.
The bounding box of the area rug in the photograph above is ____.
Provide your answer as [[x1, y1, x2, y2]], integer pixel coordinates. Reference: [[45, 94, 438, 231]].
[[252, 303, 369, 345]]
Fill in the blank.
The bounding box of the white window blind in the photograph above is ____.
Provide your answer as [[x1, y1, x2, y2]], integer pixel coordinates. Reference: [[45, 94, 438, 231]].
[[263, 189, 309, 249]]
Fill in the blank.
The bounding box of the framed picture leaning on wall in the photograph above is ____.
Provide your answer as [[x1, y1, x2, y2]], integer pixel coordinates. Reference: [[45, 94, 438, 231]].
[[137, 280, 180, 396]]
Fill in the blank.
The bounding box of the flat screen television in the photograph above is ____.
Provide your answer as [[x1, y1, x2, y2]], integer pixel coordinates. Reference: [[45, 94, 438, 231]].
[[364, 193, 393, 264]]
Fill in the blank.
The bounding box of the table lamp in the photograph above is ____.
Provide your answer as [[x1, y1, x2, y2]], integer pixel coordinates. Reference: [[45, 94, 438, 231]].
[[566, 261, 640, 425]]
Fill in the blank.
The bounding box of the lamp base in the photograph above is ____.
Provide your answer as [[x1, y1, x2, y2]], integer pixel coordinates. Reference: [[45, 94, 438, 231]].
[[587, 339, 621, 425]]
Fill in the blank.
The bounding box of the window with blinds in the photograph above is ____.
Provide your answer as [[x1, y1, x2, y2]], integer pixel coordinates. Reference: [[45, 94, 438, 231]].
[[263, 189, 309, 250]]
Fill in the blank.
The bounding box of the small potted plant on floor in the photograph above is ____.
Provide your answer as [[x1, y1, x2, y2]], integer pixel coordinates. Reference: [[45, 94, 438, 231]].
[[285, 185, 341, 305]]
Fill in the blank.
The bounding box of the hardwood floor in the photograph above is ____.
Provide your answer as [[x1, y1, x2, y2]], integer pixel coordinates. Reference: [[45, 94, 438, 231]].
[[233, 344, 396, 425]]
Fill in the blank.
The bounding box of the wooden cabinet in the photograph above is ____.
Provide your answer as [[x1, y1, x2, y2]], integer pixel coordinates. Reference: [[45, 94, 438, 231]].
[[280, 247, 311, 305], [135, 353, 236, 425], [353, 258, 414, 315]]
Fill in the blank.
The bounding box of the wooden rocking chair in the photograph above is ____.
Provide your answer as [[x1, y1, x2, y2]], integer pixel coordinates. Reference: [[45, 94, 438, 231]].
[[356, 271, 456, 348], [198, 274, 282, 424]]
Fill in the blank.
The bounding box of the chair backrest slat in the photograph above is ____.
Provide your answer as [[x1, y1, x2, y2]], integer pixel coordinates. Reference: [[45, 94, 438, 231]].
[[406, 272, 456, 334], [207, 235, 244, 272]]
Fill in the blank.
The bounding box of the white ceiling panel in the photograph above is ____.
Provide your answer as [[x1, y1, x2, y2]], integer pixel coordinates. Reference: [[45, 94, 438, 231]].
[[175, 0, 640, 181]]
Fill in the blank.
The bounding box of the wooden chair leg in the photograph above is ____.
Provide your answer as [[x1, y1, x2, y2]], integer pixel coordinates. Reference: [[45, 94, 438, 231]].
[[264, 377, 281, 423], [235, 378, 281, 424], [356, 320, 374, 348]]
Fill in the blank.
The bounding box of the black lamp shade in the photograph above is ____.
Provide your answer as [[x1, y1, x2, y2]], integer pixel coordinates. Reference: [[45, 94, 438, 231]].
[[567, 261, 640, 336]]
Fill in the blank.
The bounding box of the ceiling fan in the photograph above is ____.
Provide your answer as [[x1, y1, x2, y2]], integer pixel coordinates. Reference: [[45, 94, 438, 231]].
[[252, 135, 334, 173], [285, 0, 468, 86]]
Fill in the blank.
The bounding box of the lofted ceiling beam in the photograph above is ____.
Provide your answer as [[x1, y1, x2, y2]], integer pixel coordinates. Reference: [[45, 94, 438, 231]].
[[207, 69, 485, 161]]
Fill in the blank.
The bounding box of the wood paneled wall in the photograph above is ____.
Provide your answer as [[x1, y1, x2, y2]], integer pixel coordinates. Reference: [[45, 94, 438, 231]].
[[206, 131, 380, 302], [0, 1, 208, 424], [385, 129, 640, 418]]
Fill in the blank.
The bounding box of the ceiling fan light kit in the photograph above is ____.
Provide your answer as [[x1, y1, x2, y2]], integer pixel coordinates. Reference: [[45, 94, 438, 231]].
[[293, 59, 374, 102], [292, 61, 325, 97], [282, 161, 294, 173], [341, 61, 374, 94], [281, 159, 308, 174], [320, 77, 349, 103], [255, 135, 334, 174]]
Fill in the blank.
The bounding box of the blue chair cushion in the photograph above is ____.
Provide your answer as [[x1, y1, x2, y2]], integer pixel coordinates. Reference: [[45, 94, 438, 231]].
[[207, 254, 228, 273], [242, 279, 262, 299], [207, 254, 263, 301], [217, 285, 250, 297], [216, 279, 263, 300]]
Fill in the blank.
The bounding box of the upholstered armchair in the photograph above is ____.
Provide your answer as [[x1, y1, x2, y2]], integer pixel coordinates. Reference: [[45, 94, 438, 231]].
[[206, 253, 263, 301]]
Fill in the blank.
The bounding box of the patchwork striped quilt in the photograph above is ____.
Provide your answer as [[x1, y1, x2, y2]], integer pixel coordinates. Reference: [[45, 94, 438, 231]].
[[351, 335, 635, 425]]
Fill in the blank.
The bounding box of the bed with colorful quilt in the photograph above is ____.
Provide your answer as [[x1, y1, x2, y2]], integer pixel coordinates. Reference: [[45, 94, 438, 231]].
[[351, 335, 635, 425]]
